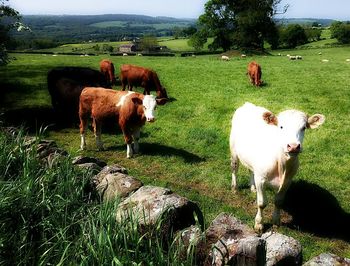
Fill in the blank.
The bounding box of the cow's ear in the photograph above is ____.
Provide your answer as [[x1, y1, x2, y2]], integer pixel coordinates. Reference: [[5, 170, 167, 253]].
[[262, 111, 278, 125], [156, 98, 167, 106], [307, 114, 325, 129], [132, 97, 143, 105]]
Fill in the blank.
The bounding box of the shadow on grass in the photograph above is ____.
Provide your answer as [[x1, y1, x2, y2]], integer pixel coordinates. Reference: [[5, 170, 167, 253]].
[[282, 180, 350, 242], [1, 106, 59, 132], [140, 142, 205, 163], [109, 142, 205, 164]]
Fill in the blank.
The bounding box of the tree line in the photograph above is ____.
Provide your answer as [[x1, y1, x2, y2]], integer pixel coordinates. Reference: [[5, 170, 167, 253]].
[[188, 0, 350, 52]]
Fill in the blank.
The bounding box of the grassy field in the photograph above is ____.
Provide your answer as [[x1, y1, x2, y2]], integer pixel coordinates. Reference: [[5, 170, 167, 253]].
[[1, 46, 350, 262]]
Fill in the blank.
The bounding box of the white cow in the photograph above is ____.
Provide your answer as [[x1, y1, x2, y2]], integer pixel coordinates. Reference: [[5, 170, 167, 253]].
[[229, 102, 325, 232]]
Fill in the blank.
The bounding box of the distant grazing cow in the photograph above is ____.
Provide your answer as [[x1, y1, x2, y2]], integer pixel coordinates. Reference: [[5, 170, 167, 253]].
[[47, 66, 110, 122], [120, 64, 168, 100], [221, 55, 230, 61], [247, 61, 262, 87], [100, 59, 117, 86], [229, 102, 325, 232], [79, 88, 166, 158]]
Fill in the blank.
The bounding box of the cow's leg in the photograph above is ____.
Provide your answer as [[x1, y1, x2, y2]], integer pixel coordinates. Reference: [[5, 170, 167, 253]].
[[250, 173, 256, 192], [122, 128, 133, 158], [230, 153, 239, 191], [254, 175, 267, 232], [132, 128, 141, 154], [79, 116, 88, 150], [92, 118, 104, 151], [272, 181, 291, 226]]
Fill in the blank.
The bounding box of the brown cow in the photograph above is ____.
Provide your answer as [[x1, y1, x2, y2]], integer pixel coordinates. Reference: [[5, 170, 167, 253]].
[[100, 59, 117, 86], [120, 64, 168, 100], [247, 61, 263, 87], [79, 88, 164, 158]]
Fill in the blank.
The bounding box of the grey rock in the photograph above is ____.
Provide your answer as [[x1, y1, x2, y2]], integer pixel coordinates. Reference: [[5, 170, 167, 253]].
[[262, 231, 302, 266], [93, 164, 128, 186], [198, 213, 265, 266], [72, 155, 107, 168], [116, 185, 203, 238], [176, 225, 203, 262], [76, 162, 102, 173], [303, 253, 350, 266], [96, 172, 143, 201]]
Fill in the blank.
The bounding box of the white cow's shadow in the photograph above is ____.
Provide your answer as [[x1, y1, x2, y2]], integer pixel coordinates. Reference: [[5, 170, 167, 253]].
[[282, 180, 350, 242]]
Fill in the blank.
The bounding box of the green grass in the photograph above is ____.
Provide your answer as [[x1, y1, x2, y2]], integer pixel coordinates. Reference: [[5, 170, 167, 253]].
[[1, 46, 350, 262]]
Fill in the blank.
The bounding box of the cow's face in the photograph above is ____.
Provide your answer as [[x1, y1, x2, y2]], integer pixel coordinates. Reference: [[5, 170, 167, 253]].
[[276, 110, 325, 156], [142, 95, 157, 122]]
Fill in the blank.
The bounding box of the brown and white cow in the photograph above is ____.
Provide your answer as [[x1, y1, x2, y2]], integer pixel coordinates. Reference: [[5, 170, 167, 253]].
[[120, 64, 168, 100], [230, 102, 325, 232], [100, 59, 117, 86], [79, 88, 164, 158], [247, 61, 262, 87]]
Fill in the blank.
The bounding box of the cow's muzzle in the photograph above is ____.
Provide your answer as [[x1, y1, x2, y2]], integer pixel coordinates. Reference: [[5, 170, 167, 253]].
[[287, 143, 301, 154]]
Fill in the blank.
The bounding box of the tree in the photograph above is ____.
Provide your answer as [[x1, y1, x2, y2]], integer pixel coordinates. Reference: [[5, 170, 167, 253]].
[[279, 24, 307, 48], [305, 27, 322, 42], [188, 30, 207, 51], [330, 21, 350, 44], [0, 0, 26, 65], [139, 35, 158, 52], [196, 0, 288, 51]]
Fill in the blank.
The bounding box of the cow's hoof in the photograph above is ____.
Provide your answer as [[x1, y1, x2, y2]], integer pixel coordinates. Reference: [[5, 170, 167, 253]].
[[254, 223, 264, 234], [250, 185, 257, 193]]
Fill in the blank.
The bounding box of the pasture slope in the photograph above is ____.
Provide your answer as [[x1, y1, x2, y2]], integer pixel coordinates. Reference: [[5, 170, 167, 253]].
[[1, 47, 350, 261]]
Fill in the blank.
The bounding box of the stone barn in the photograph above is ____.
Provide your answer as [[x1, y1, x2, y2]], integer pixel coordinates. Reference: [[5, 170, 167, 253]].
[[119, 44, 137, 53]]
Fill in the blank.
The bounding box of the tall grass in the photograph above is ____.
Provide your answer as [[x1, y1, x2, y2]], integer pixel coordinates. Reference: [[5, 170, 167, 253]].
[[0, 129, 195, 265]]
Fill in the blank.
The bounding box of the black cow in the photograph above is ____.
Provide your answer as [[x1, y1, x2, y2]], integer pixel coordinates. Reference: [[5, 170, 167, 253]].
[[47, 66, 110, 123]]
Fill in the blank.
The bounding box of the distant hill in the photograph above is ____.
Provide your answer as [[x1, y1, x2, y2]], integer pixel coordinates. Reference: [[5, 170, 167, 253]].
[[276, 18, 336, 26], [10, 14, 196, 45]]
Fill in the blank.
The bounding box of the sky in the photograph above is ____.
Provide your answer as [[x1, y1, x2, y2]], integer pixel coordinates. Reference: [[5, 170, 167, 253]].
[[7, 0, 350, 21]]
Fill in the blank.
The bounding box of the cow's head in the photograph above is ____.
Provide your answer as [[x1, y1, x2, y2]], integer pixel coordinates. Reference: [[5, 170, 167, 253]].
[[156, 86, 168, 101], [133, 95, 157, 122], [263, 110, 325, 156]]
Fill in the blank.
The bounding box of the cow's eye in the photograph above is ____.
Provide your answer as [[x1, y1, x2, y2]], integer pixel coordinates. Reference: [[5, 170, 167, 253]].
[[280, 126, 283, 129], [302, 126, 306, 131]]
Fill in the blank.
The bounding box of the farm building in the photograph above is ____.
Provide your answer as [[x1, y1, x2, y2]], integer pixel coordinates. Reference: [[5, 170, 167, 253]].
[[119, 44, 137, 53]]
